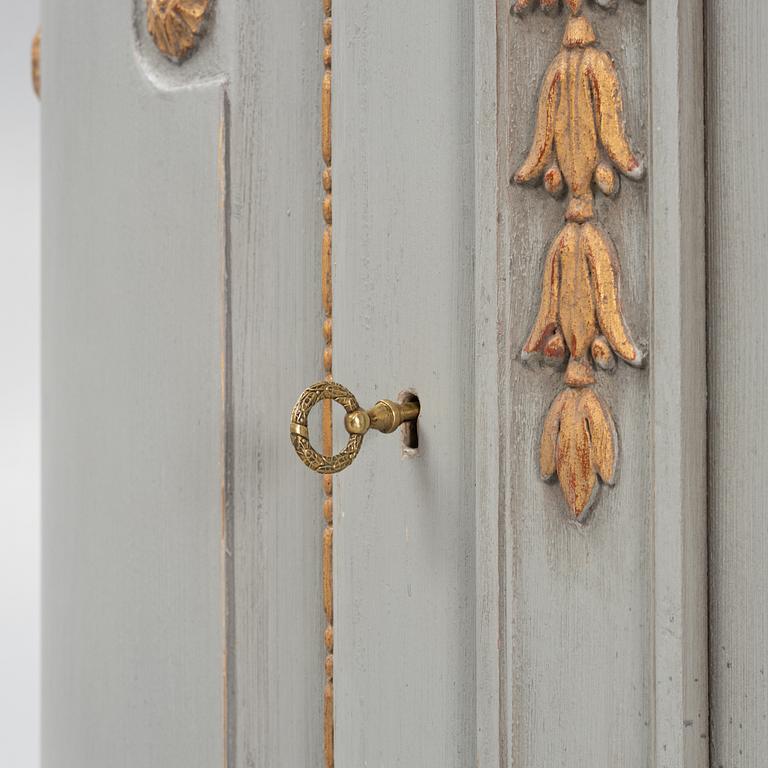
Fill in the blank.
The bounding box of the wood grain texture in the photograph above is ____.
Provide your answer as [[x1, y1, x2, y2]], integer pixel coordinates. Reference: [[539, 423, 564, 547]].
[[476, 1, 708, 765], [41, 3, 229, 766], [474, 4, 503, 765], [649, 3, 708, 765], [707, 2, 768, 765], [333, 0, 476, 764], [227, 0, 327, 765]]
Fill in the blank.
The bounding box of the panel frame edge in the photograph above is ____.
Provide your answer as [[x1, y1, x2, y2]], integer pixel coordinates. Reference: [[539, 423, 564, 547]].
[[649, 1, 709, 766], [474, 0, 503, 765]]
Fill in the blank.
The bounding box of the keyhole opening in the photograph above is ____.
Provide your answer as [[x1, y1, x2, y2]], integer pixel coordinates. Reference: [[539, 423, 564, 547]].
[[400, 391, 420, 453]]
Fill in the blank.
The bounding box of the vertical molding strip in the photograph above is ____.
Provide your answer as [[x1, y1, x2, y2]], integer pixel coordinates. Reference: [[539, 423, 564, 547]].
[[476, 0, 708, 765], [649, 1, 709, 765], [321, 1, 335, 765], [474, 0, 503, 764]]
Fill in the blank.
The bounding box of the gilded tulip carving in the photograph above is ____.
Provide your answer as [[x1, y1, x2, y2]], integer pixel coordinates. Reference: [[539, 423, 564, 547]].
[[541, 388, 617, 515], [514, 16, 644, 221], [514, 11, 645, 520]]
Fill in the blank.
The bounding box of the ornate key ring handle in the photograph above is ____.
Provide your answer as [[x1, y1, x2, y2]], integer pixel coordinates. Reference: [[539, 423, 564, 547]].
[[290, 381, 421, 474], [290, 382, 365, 474]]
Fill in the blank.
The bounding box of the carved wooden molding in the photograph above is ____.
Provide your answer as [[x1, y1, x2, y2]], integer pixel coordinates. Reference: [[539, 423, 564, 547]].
[[513, 4, 645, 520], [146, 0, 212, 62]]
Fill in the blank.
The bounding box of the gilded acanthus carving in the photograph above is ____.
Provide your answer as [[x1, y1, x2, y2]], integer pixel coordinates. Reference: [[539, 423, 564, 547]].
[[146, 0, 212, 62], [514, 6, 645, 519]]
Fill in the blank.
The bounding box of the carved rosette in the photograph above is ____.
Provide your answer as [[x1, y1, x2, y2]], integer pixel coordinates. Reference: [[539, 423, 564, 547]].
[[514, 6, 645, 520], [146, 0, 212, 62]]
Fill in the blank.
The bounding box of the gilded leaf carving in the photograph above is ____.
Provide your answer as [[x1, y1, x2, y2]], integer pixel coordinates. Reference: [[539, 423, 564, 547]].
[[514, 8, 645, 520], [146, 0, 212, 62]]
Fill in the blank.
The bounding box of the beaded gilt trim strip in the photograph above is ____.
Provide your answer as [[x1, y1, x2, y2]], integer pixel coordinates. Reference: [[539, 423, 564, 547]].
[[320, 0, 334, 765]]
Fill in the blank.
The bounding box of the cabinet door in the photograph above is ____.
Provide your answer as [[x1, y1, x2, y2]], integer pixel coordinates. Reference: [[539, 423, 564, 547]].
[[48, 1, 766, 767], [332, 1, 708, 766], [42, 1, 324, 766]]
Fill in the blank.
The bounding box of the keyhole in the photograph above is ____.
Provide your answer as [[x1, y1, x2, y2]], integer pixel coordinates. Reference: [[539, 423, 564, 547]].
[[400, 391, 420, 453]]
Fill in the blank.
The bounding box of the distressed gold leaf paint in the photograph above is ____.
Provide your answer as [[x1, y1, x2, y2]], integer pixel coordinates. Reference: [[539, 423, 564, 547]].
[[541, 391, 567, 479], [558, 224, 597, 360], [564, 357, 595, 388], [146, 0, 211, 62], [587, 48, 644, 179], [515, 8, 645, 519], [580, 389, 617, 484], [556, 389, 597, 515], [591, 335, 616, 371], [522, 224, 570, 358], [581, 222, 642, 365], [514, 58, 563, 187], [594, 161, 619, 197]]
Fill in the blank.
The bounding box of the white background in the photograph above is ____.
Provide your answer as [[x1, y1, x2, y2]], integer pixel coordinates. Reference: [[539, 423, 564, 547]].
[[0, 3, 41, 766]]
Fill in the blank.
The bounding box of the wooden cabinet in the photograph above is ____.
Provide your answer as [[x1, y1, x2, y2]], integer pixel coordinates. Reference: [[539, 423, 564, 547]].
[[41, 2, 766, 766]]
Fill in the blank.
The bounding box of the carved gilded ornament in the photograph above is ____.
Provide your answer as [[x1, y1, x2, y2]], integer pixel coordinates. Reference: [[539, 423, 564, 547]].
[[31, 28, 41, 98], [146, 0, 212, 62], [514, 7, 645, 519]]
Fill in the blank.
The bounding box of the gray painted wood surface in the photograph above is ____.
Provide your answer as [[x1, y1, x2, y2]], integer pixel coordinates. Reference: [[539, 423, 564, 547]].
[[474, 2, 503, 764], [333, 1, 476, 764], [707, 3, 768, 766], [227, 1, 327, 766], [649, 4, 708, 766], [42, 3, 228, 766]]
